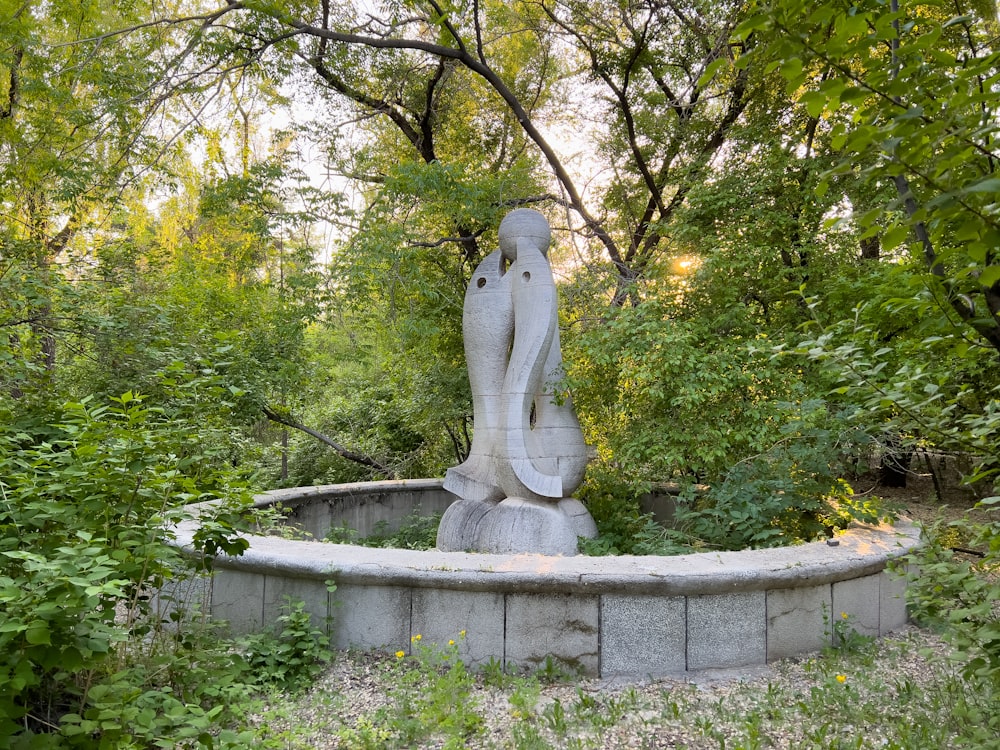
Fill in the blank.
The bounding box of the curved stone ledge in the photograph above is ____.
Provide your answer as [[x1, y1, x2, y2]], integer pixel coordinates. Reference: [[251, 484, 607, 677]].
[[170, 480, 921, 677]]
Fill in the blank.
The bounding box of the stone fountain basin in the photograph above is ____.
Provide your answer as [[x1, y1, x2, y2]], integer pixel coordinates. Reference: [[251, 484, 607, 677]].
[[170, 479, 920, 678]]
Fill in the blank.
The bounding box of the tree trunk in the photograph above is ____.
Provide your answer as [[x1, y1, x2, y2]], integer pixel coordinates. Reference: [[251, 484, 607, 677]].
[[859, 235, 880, 261]]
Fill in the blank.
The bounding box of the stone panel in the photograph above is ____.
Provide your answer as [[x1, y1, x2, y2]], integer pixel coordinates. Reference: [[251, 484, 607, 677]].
[[832, 574, 880, 639], [153, 571, 211, 628], [767, 585, 832, 661], [211, 569, 264, 635], [505, 593, 599, 675], [601, 595, 686, 676], [687, 591, 766, 670], [412, 588, 505, 666], [879, 565, 911, 635], [331, 584, 411, 652], [262, 576, 333, 634]]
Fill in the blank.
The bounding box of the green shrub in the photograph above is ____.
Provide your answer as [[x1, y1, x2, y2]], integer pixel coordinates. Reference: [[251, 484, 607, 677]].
[[240, 596, 333, 692], [0, 392, 256, 746], [906, 503, 1000, 689], [579, 402, 894, 555], [565, 303, 806, 482], [669, 421, 893, 551], [324, 509, 441, 550]]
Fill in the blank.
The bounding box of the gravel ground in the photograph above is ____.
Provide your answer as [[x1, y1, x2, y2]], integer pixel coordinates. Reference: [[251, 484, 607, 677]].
[[246, 624, 982, 749]]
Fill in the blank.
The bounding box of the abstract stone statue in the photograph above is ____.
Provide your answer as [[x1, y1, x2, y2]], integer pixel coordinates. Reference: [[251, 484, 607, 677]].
[[437, 209, 597, 555]]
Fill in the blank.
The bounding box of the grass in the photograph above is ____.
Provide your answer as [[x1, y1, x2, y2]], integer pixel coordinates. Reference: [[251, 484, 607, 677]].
[[240, 625, 998, 749]]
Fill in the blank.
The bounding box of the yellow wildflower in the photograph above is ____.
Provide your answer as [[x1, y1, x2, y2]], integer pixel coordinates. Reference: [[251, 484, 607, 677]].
[[395, 650, 405, 659], [841, 612, 849, 620], [836, 674, 847, 683], [459, 630, 467, 638], [449, 639, 456, 646], [411, 634, 422, 643]]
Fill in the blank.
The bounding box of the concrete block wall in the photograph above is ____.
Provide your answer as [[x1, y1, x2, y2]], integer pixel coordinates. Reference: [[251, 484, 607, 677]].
[[175, 480, 921, 678], [204, 554, 915, 678], [261, 480, 455, 539]]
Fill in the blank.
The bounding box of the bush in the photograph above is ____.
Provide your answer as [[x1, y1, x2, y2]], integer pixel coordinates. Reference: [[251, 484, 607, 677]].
[[565, 302, 805, 483], [906, 503, 1000, 689], [240, 596, 333, 692], [0, 392, 256, 746], [578, 400, 894, 554]]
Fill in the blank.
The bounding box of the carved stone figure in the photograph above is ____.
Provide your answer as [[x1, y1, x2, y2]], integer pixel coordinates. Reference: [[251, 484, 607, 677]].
[[437, 209, 597, 555]]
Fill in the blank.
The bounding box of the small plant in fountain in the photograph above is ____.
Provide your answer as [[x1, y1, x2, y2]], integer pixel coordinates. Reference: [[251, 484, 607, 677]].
[[324, 507, 442, 550]]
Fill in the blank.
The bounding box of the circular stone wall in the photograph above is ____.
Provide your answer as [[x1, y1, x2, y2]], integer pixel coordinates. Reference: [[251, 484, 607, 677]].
[[170, 480, 920, 678]]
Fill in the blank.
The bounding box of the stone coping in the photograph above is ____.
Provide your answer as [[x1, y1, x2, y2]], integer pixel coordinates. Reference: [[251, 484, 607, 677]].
[[248, 478, 448, 509], [169, 480, 922, 676], [174, 479, 920, 596]]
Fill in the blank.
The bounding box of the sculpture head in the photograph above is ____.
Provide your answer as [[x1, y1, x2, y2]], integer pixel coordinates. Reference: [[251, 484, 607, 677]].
[[499, 208, 551, 263]]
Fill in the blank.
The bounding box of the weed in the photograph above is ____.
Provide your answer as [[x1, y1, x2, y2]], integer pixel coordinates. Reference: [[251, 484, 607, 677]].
[[572, 688, 619, 729], [481, 655, 515, 688], [511, 720, 548, 750], [508, 677, 541, 718], [245, 629, 1000, 749], [324, 520, 360, 544], [536, 653, 578, 683], [240, 597, 332, 692], [542, 697, 568, 734], [323, 507, 442, 549], [243, 502, 313, 539], [356, 633, 486, 749], [824, 608, 875, 654]]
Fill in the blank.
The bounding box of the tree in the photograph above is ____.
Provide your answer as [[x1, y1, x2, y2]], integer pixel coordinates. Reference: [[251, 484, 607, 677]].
[[741, 0, 1000, 353], [0, 0, 172, 394], [739, 0, 1000, 484], [99, 1, 768, 306]]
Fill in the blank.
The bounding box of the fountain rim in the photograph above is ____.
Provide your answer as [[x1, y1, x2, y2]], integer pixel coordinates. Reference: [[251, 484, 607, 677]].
[[173, 478, 921, 597]]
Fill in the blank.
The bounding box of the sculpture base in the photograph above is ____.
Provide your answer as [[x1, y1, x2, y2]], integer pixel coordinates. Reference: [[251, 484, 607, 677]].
[[437, 496, 597, 556]]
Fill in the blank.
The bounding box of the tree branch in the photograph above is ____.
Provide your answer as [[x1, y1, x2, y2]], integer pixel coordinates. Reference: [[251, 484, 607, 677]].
[[238, 3, 630, 279], [408, 228, 486, 248], [261, 404, 398, 478], [1, 47, 22, 119]]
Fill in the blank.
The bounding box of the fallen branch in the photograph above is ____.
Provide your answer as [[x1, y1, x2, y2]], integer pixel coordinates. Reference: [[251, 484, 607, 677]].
[[262, 404, 397, 479]]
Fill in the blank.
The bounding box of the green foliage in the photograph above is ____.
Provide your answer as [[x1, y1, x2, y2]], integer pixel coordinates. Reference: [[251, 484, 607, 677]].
[[670, 107, 870, 332], [240, 597, 333, 693], [54, 626, 258, 750], [741, 0, 1000, 351], [337, 635, 484, 749], [281, 375, 440, 487], [788, 280, 1000, 488], [575, 467, 693, 556], [578, 513, 692, 557], [667, 403, 894, 551], [0, 389, 257, 746], [566, 298, 802, 482], [569, 296, 895, 552], [580, 399, 896, 554], [906, 504, 1000, 689], [324, 509, 442, 551], [828, 611, 876, 654]]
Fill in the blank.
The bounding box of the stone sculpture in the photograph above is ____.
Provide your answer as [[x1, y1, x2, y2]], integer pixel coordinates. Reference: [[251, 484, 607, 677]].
[[437, 209, 597, 555]]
